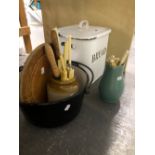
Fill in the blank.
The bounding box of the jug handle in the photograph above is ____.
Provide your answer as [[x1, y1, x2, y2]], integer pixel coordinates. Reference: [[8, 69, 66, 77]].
[[72, 61, 94, 93]]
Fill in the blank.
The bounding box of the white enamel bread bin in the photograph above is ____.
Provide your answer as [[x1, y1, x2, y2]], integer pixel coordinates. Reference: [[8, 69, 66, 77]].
[[59, 20, 111, 82]]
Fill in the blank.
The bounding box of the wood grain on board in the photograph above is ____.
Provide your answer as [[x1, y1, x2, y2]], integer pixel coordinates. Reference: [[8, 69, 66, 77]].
[[20, 44, 51, 103]]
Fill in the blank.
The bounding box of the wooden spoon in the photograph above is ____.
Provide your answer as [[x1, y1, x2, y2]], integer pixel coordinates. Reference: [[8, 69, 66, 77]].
[[45, 43, 60, 78], [51, 28, 62, 60]]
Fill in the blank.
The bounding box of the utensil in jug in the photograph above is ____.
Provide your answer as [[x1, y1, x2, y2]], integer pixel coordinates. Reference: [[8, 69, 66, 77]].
[[59, 54, 68, 81], [63, 41, 68, 67], [67, 35, 75, 80], [107, 55, 120, 67], [44, 43, 60, 78], [51, 27, 62, 60], [119, 50, 129, 65]]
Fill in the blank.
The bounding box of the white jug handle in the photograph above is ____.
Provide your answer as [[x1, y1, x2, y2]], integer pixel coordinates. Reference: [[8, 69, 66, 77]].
[[78, 20, 89, 29]]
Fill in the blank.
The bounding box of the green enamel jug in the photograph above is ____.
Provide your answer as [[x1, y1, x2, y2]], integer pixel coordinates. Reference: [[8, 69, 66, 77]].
[[99, 63, 125, 103]]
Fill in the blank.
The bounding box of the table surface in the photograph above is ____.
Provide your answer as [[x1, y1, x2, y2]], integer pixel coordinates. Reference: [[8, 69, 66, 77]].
[[19, 66, 134, 155]]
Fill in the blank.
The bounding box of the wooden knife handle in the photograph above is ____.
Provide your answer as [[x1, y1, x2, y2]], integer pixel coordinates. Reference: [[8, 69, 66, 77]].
[[45, 43, 60, 78]]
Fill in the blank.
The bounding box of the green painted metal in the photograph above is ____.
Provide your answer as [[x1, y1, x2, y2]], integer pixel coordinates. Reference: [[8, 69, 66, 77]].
[[99, 63, 125, 103]]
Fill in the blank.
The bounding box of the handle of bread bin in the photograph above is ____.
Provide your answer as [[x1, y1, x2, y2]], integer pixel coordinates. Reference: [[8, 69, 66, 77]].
[[78, 20, 89, 29], [72, 61, 94, 93]]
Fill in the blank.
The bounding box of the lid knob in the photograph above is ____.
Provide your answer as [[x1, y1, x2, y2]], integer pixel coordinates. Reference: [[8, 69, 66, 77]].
[[78, 20, 89, 29]]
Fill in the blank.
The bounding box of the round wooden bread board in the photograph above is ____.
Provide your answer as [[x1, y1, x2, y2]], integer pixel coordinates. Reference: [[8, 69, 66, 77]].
[[20, 43, 51, 103]]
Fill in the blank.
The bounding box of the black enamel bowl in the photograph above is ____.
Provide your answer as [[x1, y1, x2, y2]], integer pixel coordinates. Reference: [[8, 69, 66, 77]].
[[19, 62, 94, 127]]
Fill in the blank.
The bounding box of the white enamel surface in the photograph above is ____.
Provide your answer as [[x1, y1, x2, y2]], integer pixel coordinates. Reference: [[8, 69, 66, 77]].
[[59, 25, 111, 40], [59, 32, 110, 83]]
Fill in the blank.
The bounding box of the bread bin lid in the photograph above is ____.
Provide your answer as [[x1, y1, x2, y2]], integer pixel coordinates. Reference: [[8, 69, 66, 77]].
[[59, 20, 111, 40]]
